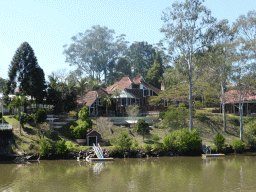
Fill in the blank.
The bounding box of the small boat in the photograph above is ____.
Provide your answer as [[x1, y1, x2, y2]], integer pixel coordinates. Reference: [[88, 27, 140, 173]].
[[202, 154, 225, 159]]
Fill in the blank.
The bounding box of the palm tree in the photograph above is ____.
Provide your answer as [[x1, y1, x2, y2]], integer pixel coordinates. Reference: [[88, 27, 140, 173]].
[[8, 96, 30, 134], [100, 94, 112, 115], [111, 88, 121, 114]]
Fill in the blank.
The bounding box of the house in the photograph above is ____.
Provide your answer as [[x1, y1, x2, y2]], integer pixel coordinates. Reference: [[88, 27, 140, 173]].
[[221, 90, 256, 115], [78, 76, 165, 116]]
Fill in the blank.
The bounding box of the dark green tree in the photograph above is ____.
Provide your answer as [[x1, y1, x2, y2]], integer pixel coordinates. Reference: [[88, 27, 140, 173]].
[[146, 52, 164, 88], [128, 41, 156, 77], [6, 42, 46, 104], [135, 119, 149, 141]]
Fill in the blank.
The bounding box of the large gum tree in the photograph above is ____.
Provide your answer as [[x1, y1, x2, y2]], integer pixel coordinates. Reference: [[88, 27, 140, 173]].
[[161, 0, 216, 131]]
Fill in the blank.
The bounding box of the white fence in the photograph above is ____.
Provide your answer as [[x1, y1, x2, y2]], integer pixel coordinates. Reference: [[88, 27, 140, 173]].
[[0, 124, 12, 130]]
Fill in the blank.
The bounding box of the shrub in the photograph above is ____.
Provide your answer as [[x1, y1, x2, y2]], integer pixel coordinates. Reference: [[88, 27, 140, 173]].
[[68, 111, 77, 119], [132, 139, 139, 149], [244, 121, 256, 148], [39, 138, 53, 155], [55, 139, 67, 154], [135, 119, 149, 140], [151, 134, 161, 144], [214, 133, 225, 151], [70, 119, 92, 139], [115, 131, 133, 152], [195, 113, 208, 122], [34, 110, 47, 125], [78, 107, 89, 121], [163, 128, 202, 154], [232, 139, 245, 153], [144, 144, 152, 152], [194, 100, 202, 109]]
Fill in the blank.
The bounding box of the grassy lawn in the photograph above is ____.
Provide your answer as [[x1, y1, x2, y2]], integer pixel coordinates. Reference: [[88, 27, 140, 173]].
[[3, 108, 255, 155]]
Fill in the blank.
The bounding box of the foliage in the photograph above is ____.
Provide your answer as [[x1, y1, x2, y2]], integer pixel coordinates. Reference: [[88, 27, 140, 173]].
[[39, 138, 53, 155], [194, 101, 203, 109], [145, 51, 164, 89], [63, 25, 128, 83], [151, 134, 161, 144], [162, 104, 189, 130], [163, 128, 202, 154], [115, 131, 133, 152], [126, 105, 139, 119], [213, 133, 225, 151], [78, 107, 89, 121], [244, 121, 256, 148], [55, 139, 67, 155], [195, 113, 208, 122], [5, 42, 46, 103], [15, 113, 33, 126], [95, 117, 113, 136], [34, 110, 47, 125], [135, 119, 149, 140], [161, 0, 217, 131], [68, 111, 77, 119], [144, 144, 152, 152], [231, 139, 245, 153], [70, 119, 92, 139]]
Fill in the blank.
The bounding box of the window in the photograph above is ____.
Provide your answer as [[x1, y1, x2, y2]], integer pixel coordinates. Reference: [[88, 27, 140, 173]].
[[127, 98, 131, 105], [132, 84, 140, 89], [121, 98, 126, 106], [144, 89, 148, 97]]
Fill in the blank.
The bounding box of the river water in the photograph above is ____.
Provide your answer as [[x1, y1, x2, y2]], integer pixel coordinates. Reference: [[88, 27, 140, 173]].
[[0, 156, 256, 192]]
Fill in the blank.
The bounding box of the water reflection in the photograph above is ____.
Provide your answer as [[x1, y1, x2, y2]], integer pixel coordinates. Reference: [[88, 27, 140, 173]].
[[1, 156, 256, 191]]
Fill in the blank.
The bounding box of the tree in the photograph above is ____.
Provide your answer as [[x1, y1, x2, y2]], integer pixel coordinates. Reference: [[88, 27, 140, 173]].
[[128, 41, 156, 77], [146, 51, 164, 89], [135, 119, 149, 141], [6, 42, 46, 104], [161, 0, 216, 131], [63, 25, 128, 84], [214, 133, 225, 152], [162, 104, 189, 130], [100, 94, 112, 114], [34, 109, 47, 139], [112, 88, 121, 112], [115, 131, 133, 152], [8, 96, 30, 134]]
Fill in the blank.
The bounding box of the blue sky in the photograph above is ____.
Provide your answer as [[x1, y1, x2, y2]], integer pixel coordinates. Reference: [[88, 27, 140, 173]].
[[0, 0, 255, 80]]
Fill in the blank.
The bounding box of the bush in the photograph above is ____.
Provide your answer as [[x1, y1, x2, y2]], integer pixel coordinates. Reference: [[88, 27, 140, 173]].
[[70, 119, 92, 139], [214, 133, 225, 151], [151, 134, 160, 144], [244, 121, 256, 148], [163, 128, 202, 154], [68, 111, 77, 119], [115, 131, 133, 152], [39, 138, 53, 155], [15, 113, 34, 125], [78, 107, 89, 121], [232, 139, 245, 153], [144, 144, 152, 152], [34, 110, 47, 125], [194, 100, 202, 109], [55, 139, 67, 154], [195, 113, 208, 122], [135, 119, 149, 133]]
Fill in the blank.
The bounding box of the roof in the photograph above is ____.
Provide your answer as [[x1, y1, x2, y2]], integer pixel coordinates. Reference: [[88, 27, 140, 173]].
[[78, 88, 108, 107], [223, 90, 256, 103], [126, 89, 143, 98], [87, 129, 102, 136], [105, 77, 133, 93], [140, 81, 161, 95]]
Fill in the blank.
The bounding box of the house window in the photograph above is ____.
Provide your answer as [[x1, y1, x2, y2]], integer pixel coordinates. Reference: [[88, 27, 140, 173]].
[[144, 89, 148, 97], [121, 98, 126, 106], [132, 84, 139, 89], [127, 98, 131, 105]]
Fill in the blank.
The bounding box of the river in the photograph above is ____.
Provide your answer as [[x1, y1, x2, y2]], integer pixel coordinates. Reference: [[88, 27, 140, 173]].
[[0, 156, 256, 192]]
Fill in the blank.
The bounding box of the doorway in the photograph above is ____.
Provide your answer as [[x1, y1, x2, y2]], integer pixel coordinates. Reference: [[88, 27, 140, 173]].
[[88, 136, 97, 146]]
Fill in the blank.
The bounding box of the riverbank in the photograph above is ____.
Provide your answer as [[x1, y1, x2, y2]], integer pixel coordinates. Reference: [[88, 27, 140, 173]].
[[2, 108, 256, 163]]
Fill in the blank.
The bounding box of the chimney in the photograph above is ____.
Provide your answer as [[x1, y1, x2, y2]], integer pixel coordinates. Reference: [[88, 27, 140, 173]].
[[161, 83, 165, 90]]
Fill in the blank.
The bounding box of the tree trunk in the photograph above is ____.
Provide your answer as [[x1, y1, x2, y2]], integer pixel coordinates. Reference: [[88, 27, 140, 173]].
[[189, 66, 193, 132], [221, 82, 226, 132], [239, 100, 243, 141]]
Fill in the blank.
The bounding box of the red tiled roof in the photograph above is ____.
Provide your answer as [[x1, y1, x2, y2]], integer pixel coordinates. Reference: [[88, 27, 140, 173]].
[[126, 89, 143, 98], [132, 76, 143, 84], [78, 88, 108, 107], [222, 90, 256, 103], [106, 77, 133, 93]]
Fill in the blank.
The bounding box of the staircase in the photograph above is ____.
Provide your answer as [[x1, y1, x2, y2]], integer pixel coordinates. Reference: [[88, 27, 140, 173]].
[[47, 115, 76, 129], [93, 143, 104, 158]]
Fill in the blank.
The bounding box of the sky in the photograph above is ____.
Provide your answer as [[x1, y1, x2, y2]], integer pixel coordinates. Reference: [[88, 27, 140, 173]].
[[0, 0, 255, 80]]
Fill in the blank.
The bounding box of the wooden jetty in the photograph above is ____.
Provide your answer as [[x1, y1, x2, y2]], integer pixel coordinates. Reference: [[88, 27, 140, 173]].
[[202, 154, 225, 159]]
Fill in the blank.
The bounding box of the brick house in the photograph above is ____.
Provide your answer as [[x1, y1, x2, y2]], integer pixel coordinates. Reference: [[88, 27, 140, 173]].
[[221, 90, 256, 115], [77, 76, 165, 116]]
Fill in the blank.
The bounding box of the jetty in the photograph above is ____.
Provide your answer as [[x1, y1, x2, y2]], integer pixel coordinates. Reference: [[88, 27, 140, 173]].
[[202, 144, 225, 159], [87, 143, 114, 162]]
